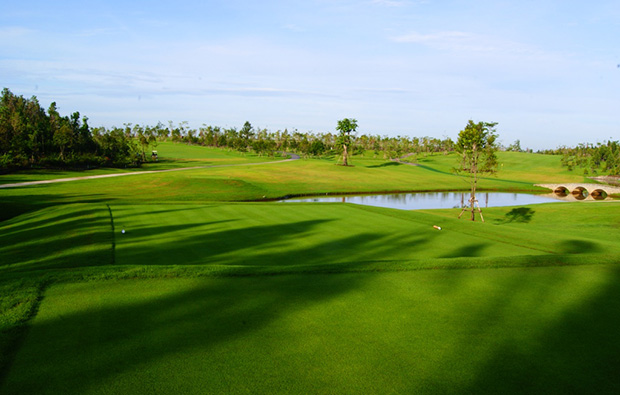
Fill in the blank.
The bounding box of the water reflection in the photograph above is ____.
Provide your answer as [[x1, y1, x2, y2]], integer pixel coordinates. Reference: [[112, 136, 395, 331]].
[[281, 192, 568, 211]]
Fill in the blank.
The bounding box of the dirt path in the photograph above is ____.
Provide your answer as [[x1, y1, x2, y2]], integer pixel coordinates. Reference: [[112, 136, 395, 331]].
[[0, 154, 300, 189]]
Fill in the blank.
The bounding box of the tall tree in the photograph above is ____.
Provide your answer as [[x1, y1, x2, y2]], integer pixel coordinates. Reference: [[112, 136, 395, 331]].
[[238, 121, 254, 152], [455, 120, 499, 221], [53, 122, 73, 160], [336, 118, 358, 166], [507, 139, 522, 152]]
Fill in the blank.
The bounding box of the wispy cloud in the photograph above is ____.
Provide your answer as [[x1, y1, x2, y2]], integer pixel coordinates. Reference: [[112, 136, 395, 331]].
[[389, 30, 552, 58], [370, 0, 410, 6], [390, 31, 498, 52]]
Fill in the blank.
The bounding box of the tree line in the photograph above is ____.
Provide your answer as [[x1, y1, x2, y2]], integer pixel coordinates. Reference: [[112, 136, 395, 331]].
[[164, 120, 456, 161], [0, 88, 457, 171], [3, 87, 619, 177], [556, 141, 620, 176], [0, 88, 142, 170]]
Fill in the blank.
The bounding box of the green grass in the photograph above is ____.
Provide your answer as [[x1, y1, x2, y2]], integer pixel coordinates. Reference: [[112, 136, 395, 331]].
[[0, 203, 620, 393], [112, 203, 542, 267], [3, 266, 620, 394], [0, 147, 590, 193], [1, 145, 620, 393], [0, 204, 113, 272], [0, 150, 591, 223], [5, 202, 620, 275], [0, 142, 286, 185]]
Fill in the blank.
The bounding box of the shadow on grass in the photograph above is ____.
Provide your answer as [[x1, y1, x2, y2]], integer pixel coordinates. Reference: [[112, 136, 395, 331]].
[[0, 192, 112, 223], [113, 207, 442, 267], [4, 204, 620, 393], [494, 207, 536, 224], [440, 243, 489, 258], [459, 264, 620, 394], [557, 239, 602, 254], [2, 203, 438, 273], [365, 162, 402, 168], [1, 256, 376, 394], [7, 257, 619, 394], [416, 164, 454, 176], [0, 205, 113, 272], [116, 218, 410, 267]]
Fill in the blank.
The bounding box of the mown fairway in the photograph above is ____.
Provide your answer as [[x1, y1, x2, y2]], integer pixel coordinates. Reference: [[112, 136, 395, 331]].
[[4, 266, 620, 394], [1, 144, 619, 394]]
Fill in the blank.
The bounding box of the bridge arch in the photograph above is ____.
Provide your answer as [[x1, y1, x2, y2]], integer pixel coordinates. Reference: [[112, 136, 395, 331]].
[[554, 186, 569, 197], [536, 183, 620, 200], [571, 186, 588, 200], [591, 189, 608, 200]]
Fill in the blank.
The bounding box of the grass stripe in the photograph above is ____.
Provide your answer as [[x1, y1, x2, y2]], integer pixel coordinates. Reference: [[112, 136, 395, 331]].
[[106, 204, 116, 265]]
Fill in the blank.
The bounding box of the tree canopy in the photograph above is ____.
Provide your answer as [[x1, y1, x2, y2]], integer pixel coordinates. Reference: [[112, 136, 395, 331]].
[[335, 118, 358, 166], [559, 140, 620, 176], [0, 88, 144, 170], [455, 120, 499, 221]]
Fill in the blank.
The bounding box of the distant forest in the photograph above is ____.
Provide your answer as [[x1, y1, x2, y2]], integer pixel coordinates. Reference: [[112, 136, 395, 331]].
[[1, 88, 618, 175]]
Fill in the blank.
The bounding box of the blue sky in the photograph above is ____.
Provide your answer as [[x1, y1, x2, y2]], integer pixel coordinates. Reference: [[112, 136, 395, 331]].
[[1, 0, 618, 149]]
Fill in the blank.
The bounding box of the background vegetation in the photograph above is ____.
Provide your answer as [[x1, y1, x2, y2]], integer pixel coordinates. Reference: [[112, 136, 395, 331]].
[[5, 88, 618, 177]]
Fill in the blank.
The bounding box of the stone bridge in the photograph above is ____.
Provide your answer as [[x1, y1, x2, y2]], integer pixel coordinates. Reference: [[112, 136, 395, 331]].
[[535, 183, 620, 201]]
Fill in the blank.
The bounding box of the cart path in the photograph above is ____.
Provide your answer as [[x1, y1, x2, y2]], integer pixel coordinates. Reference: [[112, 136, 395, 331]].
[[0, 154, 300, 189]]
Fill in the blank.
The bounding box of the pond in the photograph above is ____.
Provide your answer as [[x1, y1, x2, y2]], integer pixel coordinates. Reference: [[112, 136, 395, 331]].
[[280, 192, 567, 211]]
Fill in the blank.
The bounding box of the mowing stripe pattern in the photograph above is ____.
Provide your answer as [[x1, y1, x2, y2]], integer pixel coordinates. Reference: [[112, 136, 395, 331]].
[[106, 204, 116, 265]]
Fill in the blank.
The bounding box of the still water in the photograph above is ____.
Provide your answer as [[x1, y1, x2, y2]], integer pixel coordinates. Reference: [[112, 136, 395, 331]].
[[280, 192, 565, 210]]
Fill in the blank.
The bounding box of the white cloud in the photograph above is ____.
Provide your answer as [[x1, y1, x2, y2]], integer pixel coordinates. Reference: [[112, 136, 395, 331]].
[[389, 31, 568, 62]]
